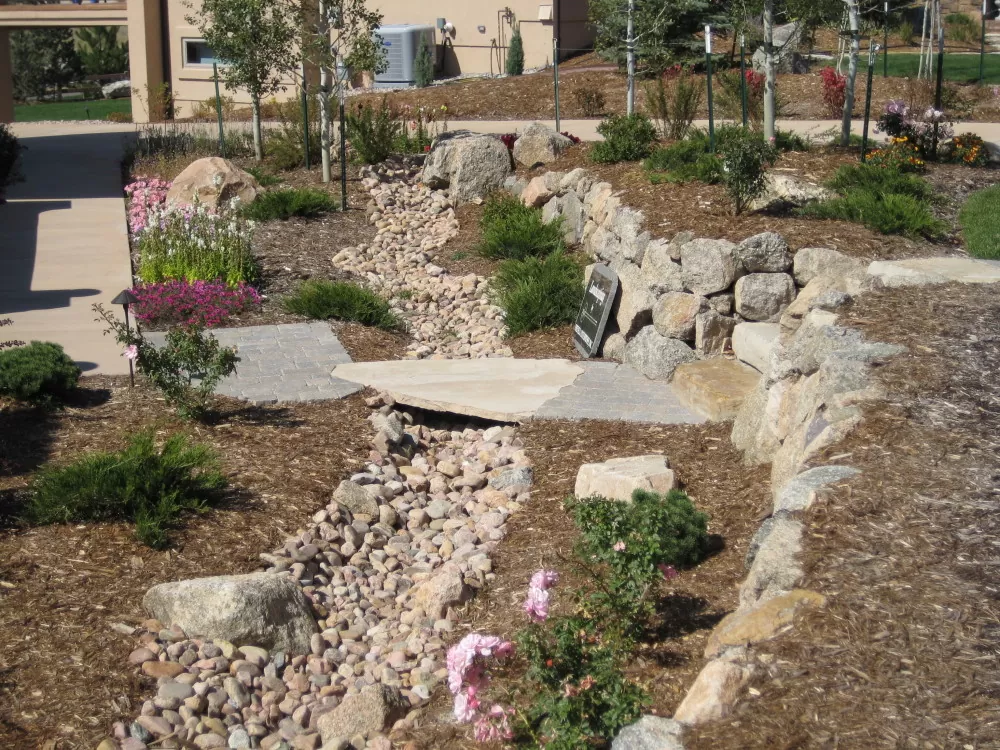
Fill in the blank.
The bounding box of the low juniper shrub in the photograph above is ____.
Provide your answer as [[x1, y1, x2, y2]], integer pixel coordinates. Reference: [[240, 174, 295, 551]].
[[0, 341, 81, 405], [590, 114, 658, 164], [489, 251, 583, 337], [27, 431, 227, 548], [96, 303, 239, 419], [477, 193, 566, 260], [241, 188, 338, 221], [282, 280, 402, 331], [131, 280, 261, 329]]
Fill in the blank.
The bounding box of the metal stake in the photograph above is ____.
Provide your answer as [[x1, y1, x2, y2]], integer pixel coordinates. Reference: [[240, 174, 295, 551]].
[[861, 41, 878, 162], [933, 23, 945, 157], [553, 37, 561, 132], [739, 32, 748, 128], [884, 0, 890, 77], [301, 62, 311, 170], [706, 26, 715, 153], [339, 82, 348, 211], [981, 0, 988, 85], [213, 63, 226, 158]]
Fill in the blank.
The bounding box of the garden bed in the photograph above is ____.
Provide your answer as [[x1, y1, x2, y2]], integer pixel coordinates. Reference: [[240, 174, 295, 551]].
[[0, 379, 374, 750], [397, 418, 771, 748], [527, 141, 989, 261]]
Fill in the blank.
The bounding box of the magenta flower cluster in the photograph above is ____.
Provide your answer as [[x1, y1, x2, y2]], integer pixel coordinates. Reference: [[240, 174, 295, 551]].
[[446, 633, 516, 742], [131, 279, 261, 328], [522, 568, 558, 622], [124, 177, 172, 235]]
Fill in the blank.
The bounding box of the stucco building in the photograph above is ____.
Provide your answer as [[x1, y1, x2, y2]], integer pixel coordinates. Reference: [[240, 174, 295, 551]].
[[0, 0, 592, 123]]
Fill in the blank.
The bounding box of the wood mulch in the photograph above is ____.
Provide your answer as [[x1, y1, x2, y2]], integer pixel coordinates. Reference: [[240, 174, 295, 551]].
[[399, 419, 772, 748], [0, 379, 375, 750], [526, 142, 988, 261], [688, 282, 1000, 749]]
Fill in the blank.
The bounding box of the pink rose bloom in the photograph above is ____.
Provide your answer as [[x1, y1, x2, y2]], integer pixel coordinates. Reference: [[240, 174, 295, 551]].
[[613, 540, 626, 552], [453, 688, 480, 723], [523, 587, 550, 622], [123, 345, 139, 361], [529, 569, 558, 591], [658, 563, 679, 581]]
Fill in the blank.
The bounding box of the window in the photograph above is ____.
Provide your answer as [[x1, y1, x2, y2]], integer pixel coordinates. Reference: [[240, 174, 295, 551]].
[[183, 39, 221, 67]]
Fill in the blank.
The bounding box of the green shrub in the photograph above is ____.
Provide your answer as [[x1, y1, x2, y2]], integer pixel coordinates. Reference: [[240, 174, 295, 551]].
[[414, 34, 435, 88], [506, 22, 525, 76], [27, 431, 226, 548], [138, 204, 258, 286], [941, 133, 990, 167], [568, 488, 709, 627], [644, 140, 722, 184], [489, 251, 583, 336], [644, 67, 704, 140], [574, 86, 606, 117], [719, 128, 778, 215], [477, 193, 566, 260], [242, 188, 337, 221], [801, 190, 946, 238], [245, 165, 282, 187], [96, 304, 240, 419], [774, 128, 809, 152], [282, 280, 401, 330], [0, 123, 25, 194], [827, 164, 932, 201], [0, 341, 80, 405], [590, 113, 658, 164], [945, 12, 978, 45], [346, 97, 402, 165], [959, 184, 1000, 259]]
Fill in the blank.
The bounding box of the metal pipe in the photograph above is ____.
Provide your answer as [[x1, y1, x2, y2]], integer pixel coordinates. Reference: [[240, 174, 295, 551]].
[[740, 32, 748, 128], [553, 36, 560, 132], [301, 62, 311, 170], [933, 21, 944, 156], [626, 0, 635, 115], [213, 63, 225, 158], [981, 0, 988, 85], [861, 41, 878, 162], [883, 0, 889, 77], [706, 26, 715, 153]]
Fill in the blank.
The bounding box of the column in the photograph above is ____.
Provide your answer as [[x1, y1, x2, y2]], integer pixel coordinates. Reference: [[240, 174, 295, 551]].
[[127, 0, 165, 123], [0, 29, 13, 124]]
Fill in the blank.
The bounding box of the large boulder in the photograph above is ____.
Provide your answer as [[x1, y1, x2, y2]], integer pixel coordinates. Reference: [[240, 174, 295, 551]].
[[408, 562, 471, 619], [695, 310, 737, 356], [102, 79, 131, 99], [166, 157, 261, 210], [317, 684, 410, 743], [612, 715, 685, 750], [543, 192, 587, 245], [653, 292, 709, 340], [793, 246, 866, 286], [143, 573, 318, 653], [734, 273, 796, 321], [422, 130, 512, 203], [640, 239, 685, 295], [749, 173, 835, 214], [513, 122, 574, 166], [732, 322, 780, 373], [623, 326, 697, 381], [751, 22, 806, 74], [574, 455, 676, 502], [613, 264, 656, 337], [673, 658, 753, 725], [737, 232, 792, 273], [680, 239, 741, 296]]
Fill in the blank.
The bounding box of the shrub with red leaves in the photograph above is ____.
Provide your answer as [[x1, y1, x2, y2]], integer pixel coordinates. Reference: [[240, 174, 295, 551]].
[[820, 67, 847, 118], [499, 133, 519, 152], [561, 131, 582, 144]]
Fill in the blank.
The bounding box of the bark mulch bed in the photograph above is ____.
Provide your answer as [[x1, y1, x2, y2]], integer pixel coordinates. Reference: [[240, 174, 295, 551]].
[[525, 143, 986, 261], [0, 379, 374, 750], [399, 419, 772, 748], [689, 282, 1000, 749]]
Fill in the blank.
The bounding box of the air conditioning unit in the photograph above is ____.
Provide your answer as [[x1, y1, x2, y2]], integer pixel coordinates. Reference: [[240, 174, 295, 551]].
[[374, 24, 436, 88]]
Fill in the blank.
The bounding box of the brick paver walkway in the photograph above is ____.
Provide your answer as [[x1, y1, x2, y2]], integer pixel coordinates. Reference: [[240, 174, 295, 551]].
[[535, 361, 705, 424], [148, 322, 361, 405]]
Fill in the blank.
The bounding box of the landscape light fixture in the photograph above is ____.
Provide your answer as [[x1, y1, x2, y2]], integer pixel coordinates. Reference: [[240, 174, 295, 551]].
[[111, 288, 139, 387]]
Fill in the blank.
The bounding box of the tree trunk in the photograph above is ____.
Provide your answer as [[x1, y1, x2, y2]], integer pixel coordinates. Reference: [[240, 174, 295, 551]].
[[763, 0, 776, 141], [319, 65, 332, 184], [251, 97, 264, 162], [841, 0, 860, 147]]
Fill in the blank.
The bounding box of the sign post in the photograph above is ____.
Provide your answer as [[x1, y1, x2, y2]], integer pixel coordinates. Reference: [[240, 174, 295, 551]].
[[573, 264, 619, 358]]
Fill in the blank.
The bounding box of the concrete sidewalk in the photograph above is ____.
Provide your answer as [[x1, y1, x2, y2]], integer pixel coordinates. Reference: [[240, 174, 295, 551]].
[[2, 122, 134, 374]]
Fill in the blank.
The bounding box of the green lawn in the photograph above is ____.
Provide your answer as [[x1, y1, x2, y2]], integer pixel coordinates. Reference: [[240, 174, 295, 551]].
[[858, 52, 1000, 84], [14, 98, 131, 122], [959, 184, 1000, 259]]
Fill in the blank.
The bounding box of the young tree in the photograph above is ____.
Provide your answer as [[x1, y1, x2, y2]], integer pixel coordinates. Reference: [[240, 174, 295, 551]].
[[11, 29, 82, 101], [841, 0, 861, 146], [77, 26, 129, 76], [188, 0, 298, 161], [506, 20, 525, 75], [762, 0, 777, 141], [298, 0, 387, 184], [414, 33, 434, 87]]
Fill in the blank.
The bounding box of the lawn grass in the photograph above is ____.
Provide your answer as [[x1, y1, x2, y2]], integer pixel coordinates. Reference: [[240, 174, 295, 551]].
[[860, 52, 1000, 84], [959, 184, 1000, 259], [14, 98, 131, 122]]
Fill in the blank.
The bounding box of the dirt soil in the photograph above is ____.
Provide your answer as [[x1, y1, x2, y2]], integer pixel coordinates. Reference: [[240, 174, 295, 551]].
[[398, 420, 772, 748], [527, 142, 990, 261], [0, 380, 375, 750], [689, 281, 1000, 749]]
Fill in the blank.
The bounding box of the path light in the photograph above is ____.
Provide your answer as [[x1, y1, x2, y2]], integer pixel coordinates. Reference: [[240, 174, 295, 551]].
[[111, 289, 139, 387]]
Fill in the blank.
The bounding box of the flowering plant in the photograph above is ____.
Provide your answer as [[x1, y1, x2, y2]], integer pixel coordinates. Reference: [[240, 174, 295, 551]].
[[940, 132, 989, 167], [124, 177, 171, 235], [875, 100, 954, 158], [866, 136, 926, 172], [131, 280, 261, 328], [446, 634, 516, 742], [499, 133, 519, 152]]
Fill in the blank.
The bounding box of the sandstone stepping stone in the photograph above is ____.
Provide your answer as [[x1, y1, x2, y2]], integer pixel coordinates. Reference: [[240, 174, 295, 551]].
[[575, 455, 676, 502], [867, 257, 1000, 287], [704, 588, 827, 659], [732, 322, 780, 374], [672, 359, 761, 422], [332, 359, 584, 422]]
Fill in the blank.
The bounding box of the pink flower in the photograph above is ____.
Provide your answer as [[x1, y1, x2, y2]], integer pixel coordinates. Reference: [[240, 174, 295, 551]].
[[453, 688, 480, 723], [522, 586, 550, 622], [123, 345, 139, 361], [658, 564, 678, 581], [529, 569, 558, 590], [446, 634, 513, 695], [613, 540, 626, 552], [473, 705, 514, 742]]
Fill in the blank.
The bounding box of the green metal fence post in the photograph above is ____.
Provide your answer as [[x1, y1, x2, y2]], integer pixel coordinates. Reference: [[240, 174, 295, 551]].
[[861, 41, 878, 163], [553, 37, 561, 133], [300, 76, 311, 170], [740, 32, 748, 128], [883, 1, 889, 78], [981, 0, 988, 85], [933, 24, 945, 157], [706, 25, 715, 153], [213, 63, 226, 158]]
